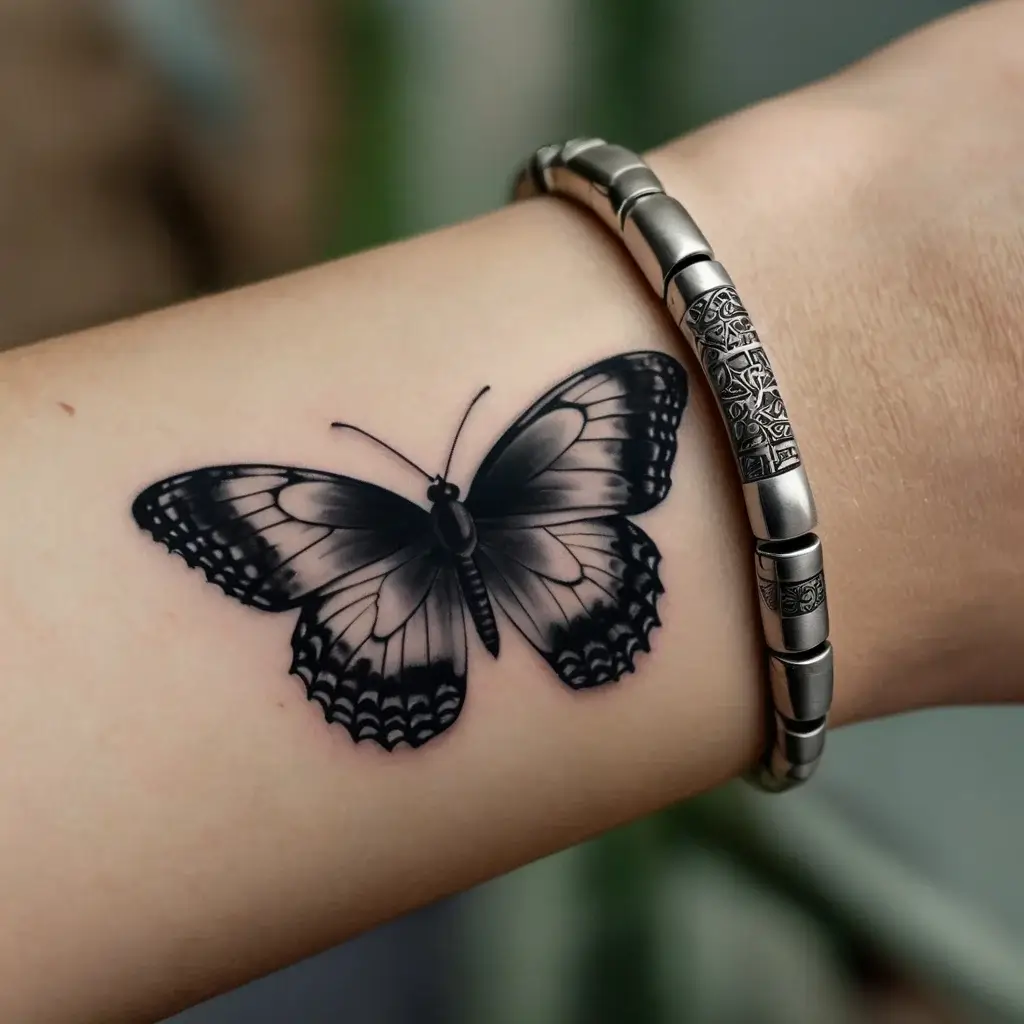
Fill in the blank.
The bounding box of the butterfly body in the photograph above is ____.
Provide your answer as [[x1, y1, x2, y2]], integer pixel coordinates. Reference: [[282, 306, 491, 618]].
[[132, 351, 687, 751], [426, 477, 500, 657]]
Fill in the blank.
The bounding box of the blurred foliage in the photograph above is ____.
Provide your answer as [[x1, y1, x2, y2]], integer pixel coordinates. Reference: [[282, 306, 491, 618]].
[[574, 816, 667, 1023], [325, 0, 700, 260], [324, 0, 404, 258], [582, 0, 699, 151]]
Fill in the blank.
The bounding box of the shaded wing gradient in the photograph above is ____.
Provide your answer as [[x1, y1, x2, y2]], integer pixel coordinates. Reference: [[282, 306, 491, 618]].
[[132, 465, 430, 609], [466, 351, 686, 527], [132, 465, 467, 748], [477, 517, 662, 688], [130, 351, 687, 747], [291, 561, 467, 749], [466, 352, 686, 689]]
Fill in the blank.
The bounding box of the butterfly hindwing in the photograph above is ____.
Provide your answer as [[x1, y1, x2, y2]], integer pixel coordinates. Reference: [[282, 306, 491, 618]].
[[466, 351, 685, 689], [132, 465, 469, 747], [291, 560, 468, 750], [466, 351, 686, 527], [476, 517, 663, 689]]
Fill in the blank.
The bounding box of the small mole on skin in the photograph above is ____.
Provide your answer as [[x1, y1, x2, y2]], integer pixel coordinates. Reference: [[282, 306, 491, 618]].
[[58, 401, 75, 416], [276, 701, 285, 709]]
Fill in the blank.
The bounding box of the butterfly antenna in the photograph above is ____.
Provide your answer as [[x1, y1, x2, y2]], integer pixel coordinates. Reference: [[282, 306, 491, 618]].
[[442, 385, 490, 479], [330, 422, 432, 480]]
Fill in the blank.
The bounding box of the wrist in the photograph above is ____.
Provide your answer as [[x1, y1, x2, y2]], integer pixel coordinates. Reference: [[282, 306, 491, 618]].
[[649, 97, 1022, 721]]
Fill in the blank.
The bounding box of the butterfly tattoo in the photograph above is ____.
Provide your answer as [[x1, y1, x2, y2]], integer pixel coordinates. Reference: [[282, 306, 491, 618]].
[[132, 351, 687, 751]]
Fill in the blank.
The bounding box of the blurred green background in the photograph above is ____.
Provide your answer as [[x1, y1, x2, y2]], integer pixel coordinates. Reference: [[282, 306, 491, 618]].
[[3, 1, 1019, 1022]]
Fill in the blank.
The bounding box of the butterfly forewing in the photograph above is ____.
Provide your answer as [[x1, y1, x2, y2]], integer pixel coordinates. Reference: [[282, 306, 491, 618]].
[[131, 465, 429, 609], [466, 351, 686, 527], [466, 352, 686, 689]]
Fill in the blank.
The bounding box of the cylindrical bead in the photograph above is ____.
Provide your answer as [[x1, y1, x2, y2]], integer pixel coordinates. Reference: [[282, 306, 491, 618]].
[[760, 712, 827, 790], [543, 138, 604, 206], [775, 713, 827, 763], [743, 467, 817, 542], [605, 166, 663, 229], [673, 269, 814, 537], [516, 144, 563, 199], [755, 754, 819, 793], [566, 142, 645, 189], [545, 164, 595, 207], [622, 193, 714, 297], [564, 143, 658, 230], [666, 259, 734, 325], [755, 535, 829, 653], [561, 137, 605, 161], [769, 642, 834, 721]]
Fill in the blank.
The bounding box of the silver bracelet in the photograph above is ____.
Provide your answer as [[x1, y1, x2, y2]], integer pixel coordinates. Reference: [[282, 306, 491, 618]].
[[512, 139, 833, 792]]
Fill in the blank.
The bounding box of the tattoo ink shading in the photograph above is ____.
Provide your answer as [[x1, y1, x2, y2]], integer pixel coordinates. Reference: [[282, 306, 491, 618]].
[[132, 352, 687, 750]]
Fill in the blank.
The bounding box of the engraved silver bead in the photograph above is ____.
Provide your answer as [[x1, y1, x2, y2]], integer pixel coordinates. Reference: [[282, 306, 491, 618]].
[[755, 534, 828, 653], [673, 267, 816, 541]]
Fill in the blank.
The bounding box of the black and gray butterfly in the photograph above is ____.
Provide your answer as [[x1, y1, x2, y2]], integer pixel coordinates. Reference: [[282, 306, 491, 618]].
[[132, 351, 687, 750]]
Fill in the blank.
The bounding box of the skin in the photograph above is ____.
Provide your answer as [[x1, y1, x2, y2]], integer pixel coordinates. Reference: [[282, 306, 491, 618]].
[[0, 2, 1022, 1019]]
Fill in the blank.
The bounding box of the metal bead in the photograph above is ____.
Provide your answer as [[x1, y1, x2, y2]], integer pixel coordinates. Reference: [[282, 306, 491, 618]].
[[561, 137, 605, 161], [674, 272, 816, 539], [605, 166, 664, 229], [665, 259, 734, 325], [769, 642, 834, 722], [562, 143, 649, 230], [542, 138, 604, 206], [775, 713, 827, 763], [754, 755, 819, 793], [755, 534, 828, 653], [544, 166, 594, 207], [743, 467, 817, 542], [759, 711, 827, 791], [566, 143, 645, 189], [511, 144, 563, 200], [622, 194, 714, 297]]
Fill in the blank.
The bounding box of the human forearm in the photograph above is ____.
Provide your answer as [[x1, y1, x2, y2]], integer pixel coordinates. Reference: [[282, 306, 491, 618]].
[[0, 167, 780, 1021], [2, 4, 1024, 1021]]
